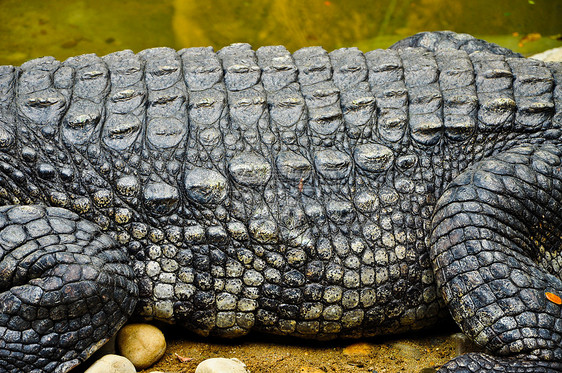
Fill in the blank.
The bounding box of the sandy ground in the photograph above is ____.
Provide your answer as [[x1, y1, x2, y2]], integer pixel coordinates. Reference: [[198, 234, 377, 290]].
[[75, 322, 480, 373], [136, 325, 471, 373]]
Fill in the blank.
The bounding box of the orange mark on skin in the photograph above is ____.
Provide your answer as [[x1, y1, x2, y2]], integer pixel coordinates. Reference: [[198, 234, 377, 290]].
[[546, 292, 562, 305]]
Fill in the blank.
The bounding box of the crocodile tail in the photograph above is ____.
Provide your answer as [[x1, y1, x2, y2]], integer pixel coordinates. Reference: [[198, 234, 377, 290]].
[[390, 31, 523, 58]]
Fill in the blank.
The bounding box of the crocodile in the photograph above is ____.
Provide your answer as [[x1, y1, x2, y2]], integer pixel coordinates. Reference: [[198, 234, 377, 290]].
[[0, 31, 560, 372]]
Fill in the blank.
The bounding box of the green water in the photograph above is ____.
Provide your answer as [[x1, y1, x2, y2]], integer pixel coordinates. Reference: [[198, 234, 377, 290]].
[[0, 0, 560, 65]]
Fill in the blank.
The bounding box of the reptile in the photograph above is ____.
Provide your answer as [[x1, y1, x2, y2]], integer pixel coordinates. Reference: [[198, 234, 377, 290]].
[[0, 31, 560, 372]]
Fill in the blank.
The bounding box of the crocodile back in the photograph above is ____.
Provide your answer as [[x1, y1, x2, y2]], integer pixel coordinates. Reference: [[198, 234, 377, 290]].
[[0, 44, 560, 338]]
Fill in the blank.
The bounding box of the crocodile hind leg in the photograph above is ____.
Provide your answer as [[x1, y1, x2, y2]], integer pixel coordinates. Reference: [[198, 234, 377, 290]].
[[430, 144, 562, 372], [0, 205, 138, 373]]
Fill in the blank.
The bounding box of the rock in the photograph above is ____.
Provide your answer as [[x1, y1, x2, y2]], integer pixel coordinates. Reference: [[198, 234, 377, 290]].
[[531, 47, 562, 62], [116, 324, 166, 370], [84, 354, 136, 373], [195, 358, 249, 373]]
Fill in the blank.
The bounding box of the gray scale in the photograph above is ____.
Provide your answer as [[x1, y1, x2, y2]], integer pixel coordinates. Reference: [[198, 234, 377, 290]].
[[96, 51, 153, 264], [180, 47, 222, 91], [398, 48, 443, 146], [470, 52, 516, 131], [507, 57, 555, 131], [365, 49, 408, 144], [102, 51, 147, 154], [63, 54, 109, 101], [100, 50, 146, 195], [434, 49, 477, 142], [218, 43, 261, 92], [293, 46, 333, 86], [17, 57, 67, 129], [138, 48, 189, 156], [550, 62, 562, 129], [295, 48, 343, 148], [0, 66, 16, 147], [330, 48, 368, 90], [0, 64, 14, 104], [256, 45, 298, 92], [180, 47, 228, 168], [293, 49, 360, 254], [266, 84, 307, 148], [100, 112, 144, 153], [103, 50, 146, 119], [330, 48, 375, 142], [64, 54, 140, 154]]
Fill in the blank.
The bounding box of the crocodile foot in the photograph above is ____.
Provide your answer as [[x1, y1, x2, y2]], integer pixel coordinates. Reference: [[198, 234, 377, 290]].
[[0, 205, 137, 373]]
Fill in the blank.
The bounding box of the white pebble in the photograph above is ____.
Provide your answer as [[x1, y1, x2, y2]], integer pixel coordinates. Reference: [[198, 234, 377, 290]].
[[84, 354, 136, 373], [195, 358, 249, 373]]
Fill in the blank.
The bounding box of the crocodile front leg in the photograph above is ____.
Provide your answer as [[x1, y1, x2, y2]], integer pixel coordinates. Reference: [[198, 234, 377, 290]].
[[431, 144, 562, 372], [0, 205, 137, 373]]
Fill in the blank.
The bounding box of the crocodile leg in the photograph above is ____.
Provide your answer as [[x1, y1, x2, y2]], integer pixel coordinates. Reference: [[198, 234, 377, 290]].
[[430, 144, 562, 372], [0, 205, 137, 373]]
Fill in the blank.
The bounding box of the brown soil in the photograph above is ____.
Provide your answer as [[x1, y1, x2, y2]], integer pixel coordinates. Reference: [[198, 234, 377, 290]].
[[130, 324, 471, 373]]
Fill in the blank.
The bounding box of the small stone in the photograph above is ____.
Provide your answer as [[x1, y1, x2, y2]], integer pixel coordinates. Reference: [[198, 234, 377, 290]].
[[195, 358, 249, 373], [84, 354, 136, 373], [116, 324, 166, 370]]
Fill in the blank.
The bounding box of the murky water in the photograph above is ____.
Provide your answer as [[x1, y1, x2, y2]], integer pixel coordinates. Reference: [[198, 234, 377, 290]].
[[0, 0, 560, 65]]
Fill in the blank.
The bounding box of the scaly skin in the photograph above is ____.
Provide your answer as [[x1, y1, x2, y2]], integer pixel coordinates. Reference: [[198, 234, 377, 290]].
[[0, 31, 560, 372]]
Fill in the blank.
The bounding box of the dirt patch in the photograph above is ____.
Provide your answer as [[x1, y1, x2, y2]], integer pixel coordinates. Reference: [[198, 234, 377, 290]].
[[132, 324, 469, 373]]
